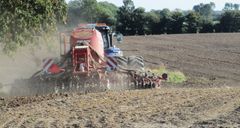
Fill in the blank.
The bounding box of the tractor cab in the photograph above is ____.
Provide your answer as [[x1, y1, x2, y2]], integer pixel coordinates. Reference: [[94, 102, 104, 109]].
[[95, 25, 112, 49], [95, 24, 123, 57]]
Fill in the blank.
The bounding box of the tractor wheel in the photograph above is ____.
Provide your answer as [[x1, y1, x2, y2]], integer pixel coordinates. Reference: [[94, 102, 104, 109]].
[[115, 56, 128, 69], [127, 56, 145, 71]]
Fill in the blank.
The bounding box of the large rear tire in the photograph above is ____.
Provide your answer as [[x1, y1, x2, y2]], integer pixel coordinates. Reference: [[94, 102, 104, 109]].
[[127, 56, 145, 71], [115, 56, 128, 69]]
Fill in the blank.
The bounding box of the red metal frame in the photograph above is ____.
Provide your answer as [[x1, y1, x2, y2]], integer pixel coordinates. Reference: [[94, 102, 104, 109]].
[[72, 47, 90, 74]]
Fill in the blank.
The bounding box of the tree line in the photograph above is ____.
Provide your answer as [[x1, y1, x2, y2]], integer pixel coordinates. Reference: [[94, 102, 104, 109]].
[[67, 0, 240, 35], [1, 0, 240, 52]]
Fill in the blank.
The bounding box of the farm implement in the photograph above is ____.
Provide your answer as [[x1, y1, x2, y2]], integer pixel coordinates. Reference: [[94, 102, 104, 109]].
[[22, 24, 168, 95]]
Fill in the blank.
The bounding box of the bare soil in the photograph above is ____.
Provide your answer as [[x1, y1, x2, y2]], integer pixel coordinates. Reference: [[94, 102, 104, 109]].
[[1, 33, 240, 127], [1, 88, 240, 127], [119, 33, 240, 87]]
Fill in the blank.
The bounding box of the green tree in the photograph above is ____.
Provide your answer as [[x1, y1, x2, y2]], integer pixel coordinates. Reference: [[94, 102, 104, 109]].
[[224, 3, 239, 11], [168, 11, 186, 34], [68, 0, 119, 26], [144, 11, 160, 34], [158, 8, 172, 34], [200, 21, 215, 33], [0, 0, 67, 53], [117, 0, 148, 35], [67, 0, 84, 25], [193, 2, 215, 20], [132, 7, 146, 35], [193, 2, 216, 33], [160, 8, 171, 17], [96, 2, 118, 26], [220, 11, 240, 32], [116, 0, 136, 35], [224, 3, 233, 10], [185, 11, 201, 33], [234, 4, 240, 10], [81, 0, 98, 22], [67, 0, 98, 24], [123, 0, 135, 11]]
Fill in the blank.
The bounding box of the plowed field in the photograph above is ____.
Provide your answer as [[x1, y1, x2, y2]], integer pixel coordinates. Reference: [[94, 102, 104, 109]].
[[1, 88, 240, 127], [120, 33, 240, 87]]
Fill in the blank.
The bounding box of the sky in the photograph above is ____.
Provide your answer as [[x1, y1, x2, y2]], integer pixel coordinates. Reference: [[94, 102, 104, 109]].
[[66, 0, 240, 11]]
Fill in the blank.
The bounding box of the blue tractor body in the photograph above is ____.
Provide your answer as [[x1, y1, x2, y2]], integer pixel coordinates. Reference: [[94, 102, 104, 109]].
[[95, 24, 123, 57]]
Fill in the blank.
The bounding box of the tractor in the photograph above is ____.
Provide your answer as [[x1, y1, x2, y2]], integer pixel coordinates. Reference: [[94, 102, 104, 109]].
[[23, 23, 168, 95]]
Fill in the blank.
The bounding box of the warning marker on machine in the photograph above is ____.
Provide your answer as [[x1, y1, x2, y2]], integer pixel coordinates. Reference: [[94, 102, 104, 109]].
[[42, 58, 54, 73], [106, 56, 118, 70]]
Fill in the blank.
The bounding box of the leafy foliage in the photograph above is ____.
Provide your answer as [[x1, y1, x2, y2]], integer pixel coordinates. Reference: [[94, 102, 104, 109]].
[[167, 11, 186, 34], [116, 0, 137, 35], [115, 1, 214, 35], [219, 11, 240, 32], [96, 2, 118, 26], [224, 3, 240, 11], [67, 0, 97, 24], [144, 11, 160, 34], [0, 0, 67, 54], [193, 2, 215, 20], [67, 0, 118, 26], [158, 9, 172, 34], [185, 11, 201, 33]]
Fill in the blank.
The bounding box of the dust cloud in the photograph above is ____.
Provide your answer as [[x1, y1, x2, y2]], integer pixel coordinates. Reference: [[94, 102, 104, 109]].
[[0, 84, 11, 96], [0, 35, 60, 96]]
